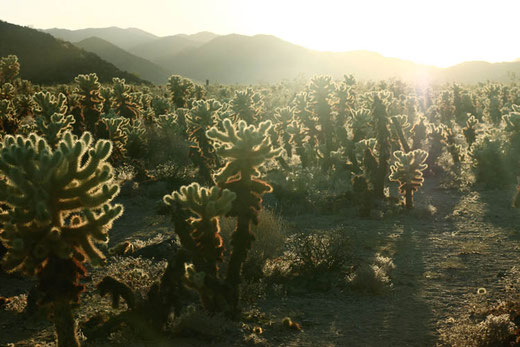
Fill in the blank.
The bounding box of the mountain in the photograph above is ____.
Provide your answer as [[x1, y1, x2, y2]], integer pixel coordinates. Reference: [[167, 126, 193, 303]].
[[0, 21, 147, 85], [128, 35, 199, 64], [160, 34, 436, 84], [43, 27, 158, 50], [27, 24, 520, 84], [437, 61, 520, 83], [75, 36, 169, 84], [176, 31, 220, 44]]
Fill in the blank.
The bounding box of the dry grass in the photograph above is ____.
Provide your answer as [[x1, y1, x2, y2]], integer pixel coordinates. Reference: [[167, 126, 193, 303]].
[[347, 254, 395, 294]]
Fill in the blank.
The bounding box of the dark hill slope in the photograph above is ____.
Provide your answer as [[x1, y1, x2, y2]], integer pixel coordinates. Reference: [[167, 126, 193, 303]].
[[0, 21, 147, 85], [75, 36, 168, 84], [43, 27, 158, 50]]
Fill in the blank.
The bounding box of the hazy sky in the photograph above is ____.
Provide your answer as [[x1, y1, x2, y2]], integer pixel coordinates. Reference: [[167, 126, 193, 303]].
[[3, 0, 519, 67]]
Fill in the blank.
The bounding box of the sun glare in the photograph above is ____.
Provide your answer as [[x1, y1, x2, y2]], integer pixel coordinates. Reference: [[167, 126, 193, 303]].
[[237, 0, 519, 67]]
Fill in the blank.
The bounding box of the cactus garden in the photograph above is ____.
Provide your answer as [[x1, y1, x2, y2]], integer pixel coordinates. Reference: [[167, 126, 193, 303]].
[[1, 54, 520, 346]]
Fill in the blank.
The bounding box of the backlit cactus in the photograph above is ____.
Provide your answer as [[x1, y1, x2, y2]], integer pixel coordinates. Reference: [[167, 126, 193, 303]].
[[186, 99, 222, 183], [230, 88, 262, 124], [74, 73, 106, 136], [0, 131, 122, 346], [112, 78, 140, 119], [0, 55, 20, 85], [463, 114, 479, 148], [389, 149, 428, 209], [206, 118, 280, 311], [33, 91, 75, 147], [163, 183, 236, 311]]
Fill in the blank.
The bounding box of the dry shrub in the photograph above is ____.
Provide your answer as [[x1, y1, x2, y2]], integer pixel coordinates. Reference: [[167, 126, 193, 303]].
[[3, 294, 27, 313], [438, 267, 520, 346], [347, 254, 395, 294], [260, 229, 351, 292], [91, 256, 167, 298], [286, 229, 350, 276], [221, 209, 287, 281], [440, 314, 516, 347], [171, 305, 236, 339]]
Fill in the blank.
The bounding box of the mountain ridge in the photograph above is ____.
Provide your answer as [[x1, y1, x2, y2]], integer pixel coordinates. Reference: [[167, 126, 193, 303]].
[[28, 24, 520, 84]]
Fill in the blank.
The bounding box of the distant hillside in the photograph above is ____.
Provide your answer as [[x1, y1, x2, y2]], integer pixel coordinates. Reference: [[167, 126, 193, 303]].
[[161, 34, 436, 84], [436, 61, 520, 84], [160, 34, 319, 83], [75, 36, 168, 84], [176, 31, 220, 44], [43, 27, 158, 50], [0, 21, 147, 85], [128, 35, 200, 64]]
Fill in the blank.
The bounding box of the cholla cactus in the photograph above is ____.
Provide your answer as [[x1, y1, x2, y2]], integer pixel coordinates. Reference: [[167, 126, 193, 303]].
[[389, 149, 428, 209], [427, 123, 447, 170], [123, 119, 147, 159], [33, 91, 68, 119], [74, 73, 106, 136], [186, 99, 222, 183], [36, 113, 76, 148], [1, 82, 15, 100], [0, 55, 20, 84], [100, 87, 112, 113], [411, 114, 428, 150], [351, 108, 372, 142], [502, 105, 520, 176], [444, 127, 464, 164], [273, 106, 294, 158], [333, 81, 356, 126], [370, 91, 392, 198], [15, 94, 35, 119], [167, 75, 196, 109], [438, 90, 455, 125], [390, 115, 411, 152], [0, 99, 20, 134], [309, 75, 335, 171], [151, 95, 170, 116], [293, 92, 319, 145], [103, 116, 129, 161], [207, 119, 281, 184], [230, 88, 262, 124], [166, 183, 236, 225], [503, 106, 520, 133], [112, 78, 140, 119], [164, 183, 236, 312], [485, 84, 502, 125], [92, 183, 234, 337], [33, 92, 75, 147], [463, 114, 479, 148], [0, 131, 122, 346], [206, 118, 280, 311]]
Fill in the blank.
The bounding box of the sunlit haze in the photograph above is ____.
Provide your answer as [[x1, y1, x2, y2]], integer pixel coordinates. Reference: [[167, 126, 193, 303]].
[[3, 0, 519, 67]]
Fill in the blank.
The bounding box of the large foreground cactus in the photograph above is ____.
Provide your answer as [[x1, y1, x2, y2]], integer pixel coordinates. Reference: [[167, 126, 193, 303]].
[[164, 183, 236, 312], [0, 131, 122, 346], [207, 118, 280, 311]]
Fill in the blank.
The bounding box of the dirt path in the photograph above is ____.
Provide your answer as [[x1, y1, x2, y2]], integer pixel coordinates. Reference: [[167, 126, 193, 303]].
[[255, 178, 520, 346]]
